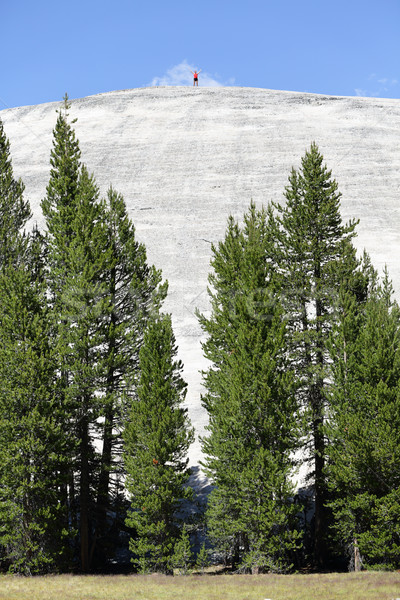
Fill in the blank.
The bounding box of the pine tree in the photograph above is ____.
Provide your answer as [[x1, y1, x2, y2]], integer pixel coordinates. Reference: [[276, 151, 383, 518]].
[[0, 119, 66, 573], [273, 143, 361, 567], [41, 98, 113, 571], [124, 315, 194, 574], [171, 523, 193, 575], [0, 118, 31, 267], [57, 166, 112, 572], [0, 262, 66, 574], [327, 268, 400, 569], [195, 542, 210, 574], [171, 525, 193, 575], [41, 94, 81, 260], [94, 187, 167, 564], [40, 97, 83, 552], [198, 203, 301, 572], [41, 97, 168, 571]]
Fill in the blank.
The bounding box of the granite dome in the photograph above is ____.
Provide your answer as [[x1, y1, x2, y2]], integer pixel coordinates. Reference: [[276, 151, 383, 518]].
[[2, 86, 400, 465]]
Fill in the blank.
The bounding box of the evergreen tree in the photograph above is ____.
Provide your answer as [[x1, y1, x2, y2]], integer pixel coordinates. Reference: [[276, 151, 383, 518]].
[[94, 187, 167, 564], [0, 263, 66, 574], [198, 203, 301, 572], [41, 97, 168, 571], [0, 118, 31, 267], [327, 269, 400, 569], [41, 98, 113, 571], [195, 542, 210, 573], [124, 315, 194, 574], [0, 119, 65, 573], [56, 165, 112, 572], [40, 96, 83, 552], [171, 525, 193, 575], [273, 143, 361, 567], [41, 94, 81, 260]]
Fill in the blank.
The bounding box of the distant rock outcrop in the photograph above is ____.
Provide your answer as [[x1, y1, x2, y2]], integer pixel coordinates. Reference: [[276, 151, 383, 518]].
[[2, 86, 400, 467]]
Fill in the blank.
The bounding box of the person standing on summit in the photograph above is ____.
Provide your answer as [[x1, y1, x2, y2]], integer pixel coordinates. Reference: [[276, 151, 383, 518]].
[[191, 69, 201, 86]]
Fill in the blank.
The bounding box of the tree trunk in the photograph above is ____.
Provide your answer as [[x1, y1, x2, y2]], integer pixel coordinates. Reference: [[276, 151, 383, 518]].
[[80, 415, 90, 572], [313, 293, 327, 569], [354, 539, 361, 571], [96, 287, 117, 557], [96, 404, 113, 541], [313, 395, 326, 568]]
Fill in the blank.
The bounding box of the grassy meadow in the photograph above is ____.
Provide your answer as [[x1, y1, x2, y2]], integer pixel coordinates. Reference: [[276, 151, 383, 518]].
[[0, 572, 399, 600]]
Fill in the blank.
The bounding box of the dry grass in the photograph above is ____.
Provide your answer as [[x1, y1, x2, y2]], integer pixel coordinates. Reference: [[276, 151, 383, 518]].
[[0, 571, 399, 600]]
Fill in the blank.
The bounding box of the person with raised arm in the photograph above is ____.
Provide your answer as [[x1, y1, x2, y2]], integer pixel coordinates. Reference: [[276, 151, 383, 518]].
[[191, 68, 202, 86]]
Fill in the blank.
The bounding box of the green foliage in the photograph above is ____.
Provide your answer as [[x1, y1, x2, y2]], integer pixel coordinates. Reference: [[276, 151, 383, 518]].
[[124, 315, 194, 573], [171, 525, 194, 575], [327, 271, 400, 568], [95, 186, 167, 565], [0, 118, 31, 268], [273, 142, 363, 567], [100, 185, 167, 443], [0, 119, 67, 574], [199, 203, 301, 572], [0, 264, 67, 574], [41, 106, 114, 569], [195, 542, 210, 573], [2, 104, 400, 576], [41, 95, 81, 253], [39, 97, 170, 571]]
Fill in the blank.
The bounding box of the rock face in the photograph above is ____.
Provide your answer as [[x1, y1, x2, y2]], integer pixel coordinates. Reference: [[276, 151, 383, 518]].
[[2, 86, 400, 465]]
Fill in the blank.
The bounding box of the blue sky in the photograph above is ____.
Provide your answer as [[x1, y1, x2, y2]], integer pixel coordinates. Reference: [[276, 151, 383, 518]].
[[2, 0, 399, 109]]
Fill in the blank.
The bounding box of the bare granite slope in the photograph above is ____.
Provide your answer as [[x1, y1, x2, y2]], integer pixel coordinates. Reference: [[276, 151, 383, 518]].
[[2, 86, 400, 466]]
